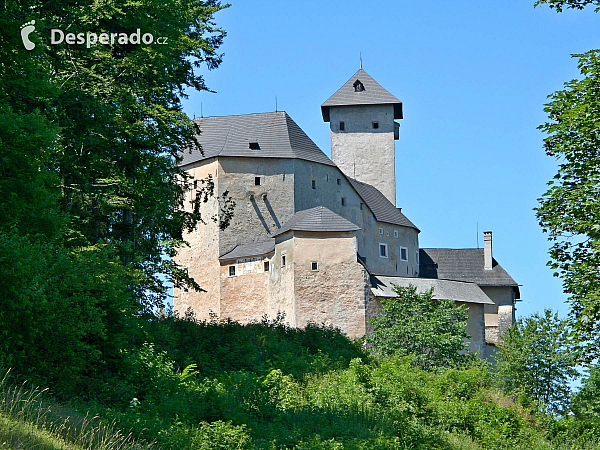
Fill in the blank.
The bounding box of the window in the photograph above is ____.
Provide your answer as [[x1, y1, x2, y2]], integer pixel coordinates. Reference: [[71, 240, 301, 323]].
[[337, 178, 341, 185], [193, 180, 198, 189], [339, 121, 345, 131], [416, 251, 419, 265], [353, 79, 365, 92], [394, 230, 398, 238], [254, 176, 261, 186], [282, 255, 286, 267], [379, 227, 384, 235], [372, 122, 379, 129], [229, 266, 236, 277], [360, 203, 364, 210], [249, 142, 260, 150], [379, 243, 388, 258], [341, 197, 346, 206], [400, 247, 408, 261], [311, 180, 316, 189], [264, 261, 270, 272], [311, 261, 318, 271]]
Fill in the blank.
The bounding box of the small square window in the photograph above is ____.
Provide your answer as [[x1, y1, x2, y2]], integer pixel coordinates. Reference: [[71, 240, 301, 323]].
[[249, 142, 260, 150], [341, 197, 346, 206], [372, 122, 379, 129], [311, 180, 316, 189], [264, 261, 270, 272], [337, 178, 341, 185], [229, 266, 236, 276], [394, 230, 398, 238], [282, 255, 286, 267], [379, 243, 388, 258], [400, 247, 408, 261], [339, 121, 345, 131], [255, 176, 261, 186], [379, 227, 384, 235], [311, 261, 318, 271]]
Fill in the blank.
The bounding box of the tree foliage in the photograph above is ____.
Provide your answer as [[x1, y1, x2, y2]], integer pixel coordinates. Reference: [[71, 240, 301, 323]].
[[367, 286, 472, 370], [571, 364, 600, 422], [0, 0, 229, 392], [495, 309, 578, 414], [535, 51, 600, 360], [535, 0, 600, 12]]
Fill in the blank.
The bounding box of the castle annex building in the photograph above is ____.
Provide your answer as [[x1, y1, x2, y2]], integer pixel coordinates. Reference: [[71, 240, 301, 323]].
[[174, 68, 521, 357]]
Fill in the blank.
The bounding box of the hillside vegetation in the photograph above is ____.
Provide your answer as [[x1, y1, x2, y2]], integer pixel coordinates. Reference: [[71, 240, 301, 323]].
[[3, 314, 599, 450]]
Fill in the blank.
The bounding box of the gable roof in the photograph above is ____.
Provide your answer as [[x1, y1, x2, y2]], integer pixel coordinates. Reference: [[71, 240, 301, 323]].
[[219, 240, 275, 261], [273, 206, 360, 237], [419, 248, 519, 293], [321, 68, 403, 122], [180, 111, 335, 167], [371, 275, 494, 305], [348, 177, 419, 231]]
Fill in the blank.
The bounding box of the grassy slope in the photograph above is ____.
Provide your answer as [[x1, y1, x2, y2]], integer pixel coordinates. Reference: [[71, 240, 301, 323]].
[[0, 413, 84, 450]]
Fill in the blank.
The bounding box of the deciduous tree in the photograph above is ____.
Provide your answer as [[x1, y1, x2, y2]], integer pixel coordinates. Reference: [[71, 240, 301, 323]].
[[495, 309, 578, 414], [367, 286, 472, 370]]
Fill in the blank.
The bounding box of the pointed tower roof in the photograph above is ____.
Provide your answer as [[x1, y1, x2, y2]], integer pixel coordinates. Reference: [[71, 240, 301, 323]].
[[273, 206, 360, 237], [321, 68, 403, 122], [180, 111, 335, 167]]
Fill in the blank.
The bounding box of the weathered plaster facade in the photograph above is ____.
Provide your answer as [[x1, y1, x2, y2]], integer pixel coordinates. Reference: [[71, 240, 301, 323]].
[[330, 105, 397, 205]]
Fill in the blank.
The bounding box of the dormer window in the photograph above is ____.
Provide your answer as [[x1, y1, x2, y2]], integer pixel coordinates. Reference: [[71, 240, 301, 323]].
[[353, 79, 365, 92], [249, 142, 260, 150]]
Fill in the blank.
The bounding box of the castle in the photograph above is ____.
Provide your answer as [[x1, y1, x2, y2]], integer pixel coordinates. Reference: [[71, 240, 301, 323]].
[[174, 68, 521, 358]]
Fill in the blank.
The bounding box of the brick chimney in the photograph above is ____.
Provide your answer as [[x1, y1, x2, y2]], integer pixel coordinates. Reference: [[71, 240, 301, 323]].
[[484, 231, 493, 270]]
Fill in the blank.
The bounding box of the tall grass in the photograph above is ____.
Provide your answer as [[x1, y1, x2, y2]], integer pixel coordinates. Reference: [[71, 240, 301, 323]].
[[0, 370, 153, 450]]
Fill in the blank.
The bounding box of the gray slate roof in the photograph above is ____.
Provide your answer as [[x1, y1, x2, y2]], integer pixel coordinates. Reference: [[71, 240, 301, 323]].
[[219, 240, 275, 261], [371, 275, 494, 305], [419, 248, 519, 291], [273, 206, 360, 237], [180, 111, 335, 167], [348, 177, 419, 231], [321, 68, 403, 122]]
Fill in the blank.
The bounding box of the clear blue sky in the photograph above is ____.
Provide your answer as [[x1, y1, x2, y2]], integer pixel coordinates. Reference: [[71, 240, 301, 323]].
[[181, 0, 599, 320]]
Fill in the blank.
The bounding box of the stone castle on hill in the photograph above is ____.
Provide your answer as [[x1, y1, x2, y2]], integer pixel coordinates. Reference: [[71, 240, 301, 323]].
[[174, 68, 521, 358]]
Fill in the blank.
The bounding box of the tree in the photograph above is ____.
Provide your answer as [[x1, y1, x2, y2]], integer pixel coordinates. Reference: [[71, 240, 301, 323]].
[[495, 309, 578, 414], [0, 0, 231, 392], [367, 285, 472, 370], [535, 50, 600, 360], [534, 0, 600, 12], [534, 0, 600, 360], [571, 364, 600, 422]]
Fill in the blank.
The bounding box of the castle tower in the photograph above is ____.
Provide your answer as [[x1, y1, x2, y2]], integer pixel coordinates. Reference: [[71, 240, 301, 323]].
[[321, 68, 403, 205]]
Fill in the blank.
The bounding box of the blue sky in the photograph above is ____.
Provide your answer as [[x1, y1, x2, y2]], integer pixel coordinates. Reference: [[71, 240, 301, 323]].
[[181, 0, 599, 320]]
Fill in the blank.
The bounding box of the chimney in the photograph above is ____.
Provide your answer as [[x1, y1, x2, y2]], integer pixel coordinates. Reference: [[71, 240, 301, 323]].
[[484, 231, 493, 270]]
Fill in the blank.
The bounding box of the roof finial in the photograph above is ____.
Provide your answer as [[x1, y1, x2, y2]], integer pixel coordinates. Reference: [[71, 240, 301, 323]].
[[360, 52, 363, 69], [200, 102, 203, 118], [275, 95, 278, 112]]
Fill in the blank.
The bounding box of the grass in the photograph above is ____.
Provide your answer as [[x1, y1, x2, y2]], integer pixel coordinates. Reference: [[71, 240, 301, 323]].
[[0, 370, 152, 450]]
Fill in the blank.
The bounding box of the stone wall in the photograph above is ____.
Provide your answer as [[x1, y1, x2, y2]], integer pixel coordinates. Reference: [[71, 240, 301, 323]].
[[290, 231, 369, 338], [217, 157, 296, 256], [173, 159, 221, 319], [219, 258, 270, 323], [481, 286, 516, 344], [329, 104, 397, 204]]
